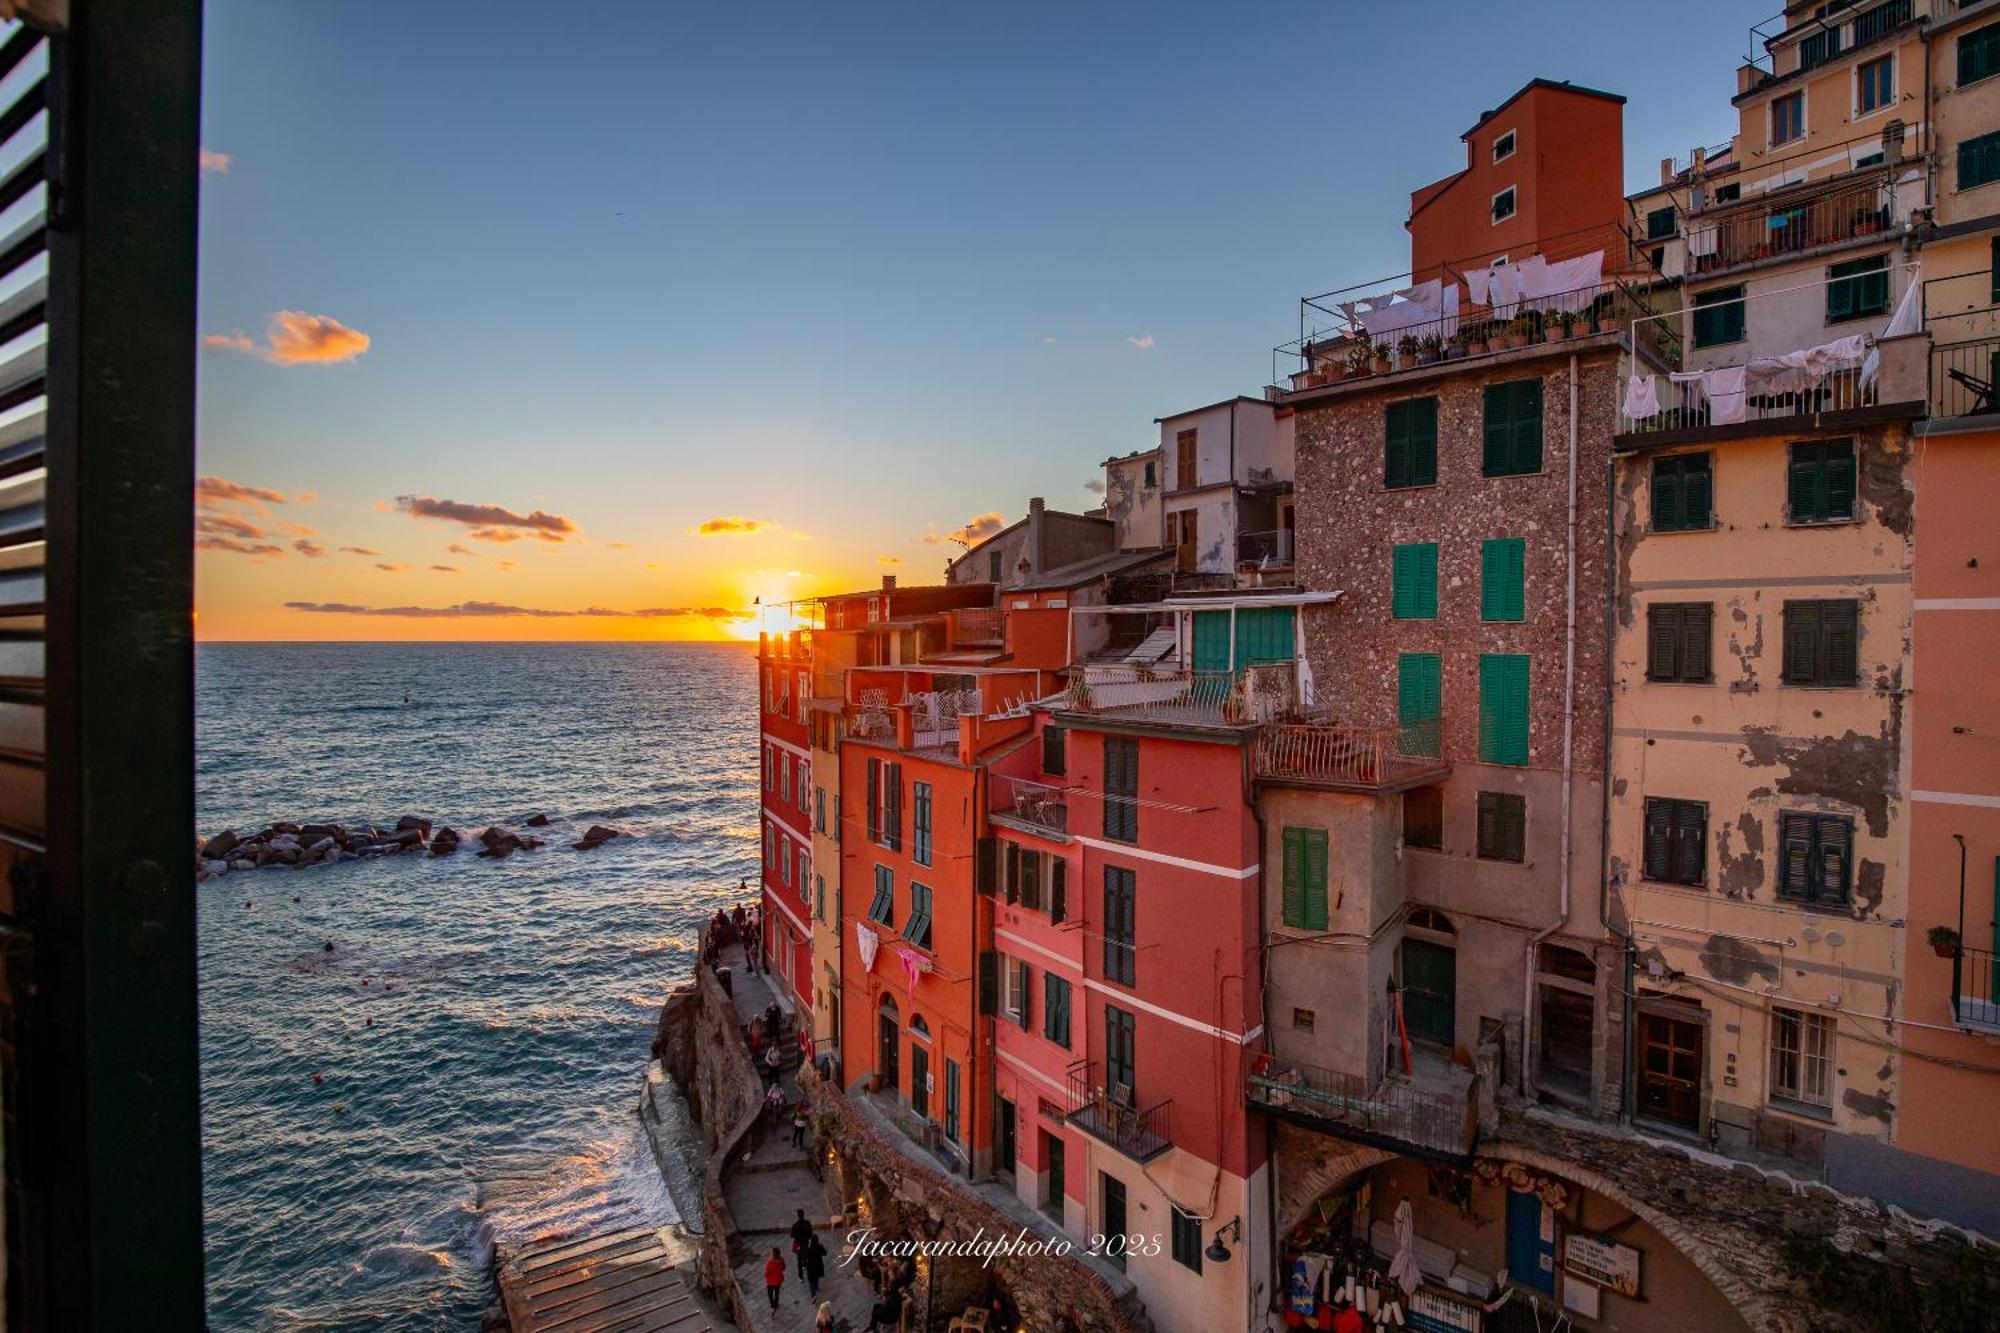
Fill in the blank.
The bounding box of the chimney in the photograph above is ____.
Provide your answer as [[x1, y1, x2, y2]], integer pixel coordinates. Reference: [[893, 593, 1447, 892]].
[[1692, 145, 1707, 176], [1660, 157, 1675, 185], [881, 573, 897, 593], [1027, 497, 1046, 580]]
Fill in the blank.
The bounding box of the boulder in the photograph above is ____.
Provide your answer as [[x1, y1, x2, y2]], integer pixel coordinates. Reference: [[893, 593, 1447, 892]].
[[434, 827, 460, 844], [386, 827, 424, 848], [300, 823, 342, 843], [308, 836, 336, 854], [271, 822, 301, 835], [230, 859, 256, 872], [202, 859, 229, 876], [476, 842, 515, 860], [517, 836, 544, 851], [430, 838, 459, 857], [582, 825, 624, 843], [394, 815, 432, 838], [201, 830, 241, 859], [478, 826, 521, 853], [525, 813, 550, 827]]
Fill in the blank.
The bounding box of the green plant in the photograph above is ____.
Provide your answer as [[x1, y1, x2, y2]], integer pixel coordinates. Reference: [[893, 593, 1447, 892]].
[[1927, 924, 1962, 952], [1419, 333, 1443, 358], [1397, 334, 1420, 360], [1346, 340, 1373, 372], [1555, 308, 1579, 335]]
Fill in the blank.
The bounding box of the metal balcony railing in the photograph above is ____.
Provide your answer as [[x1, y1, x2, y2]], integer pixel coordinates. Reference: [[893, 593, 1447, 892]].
[[997, 776, 1066, 835], [1237, 529, 1296, 567], [1685, 176, 1899, 276], [1062, 663, 1298, 727], [1622, 365, 1880, 435], [1064, 1064, 1172, 1162], [951, 606, 1004, 645], [1246, 1057, 1480, 1159], [1254, 720, 1448, 791], [1931, 333, 2000, 418], [1952, 944, 2000, 1035]]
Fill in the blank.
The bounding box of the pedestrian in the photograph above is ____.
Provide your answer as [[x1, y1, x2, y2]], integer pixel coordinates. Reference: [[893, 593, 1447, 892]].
[[749, 1016, 765, 1058], [731, 901, 747, 937], [790, 1208, 815, 1278], [764, 1042, 783, 1084], [802, 1232, 828, 1301], [865, 1280, 905, 1333], [815, 1300, 835, 1331], [765, 1081, 785, 1123], [790, 1102, 809, 1149], [765, 1000, 784, 1039], [763, 1246, 786, 1312]]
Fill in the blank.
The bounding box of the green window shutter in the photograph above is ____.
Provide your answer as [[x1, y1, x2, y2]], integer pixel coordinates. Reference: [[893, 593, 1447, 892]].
[[1482, 383, 1512, 475], [1385, 404, 1410, 489], [1235, 606, 1297, 666], [1397, 652, 1441, 724], [1651, 453, 1712, 532], [1789, 440, 1856, 523], [1483, 380, 1541, 476], [1788, 442, 1823, 521], [1302, 829, 1328, 930], [1962, 22, 2000, 86], [1281, 828, 1306, 927], [1783, 601, 1822, 684], [1479, 653, 1530, 765], [1647, 205, 1676, 240], [1192, 610, 1231, 671], [1386, 398, 1437, 489], [1693, 286, 1745, 347], [1962, 131, 2000, 190], [1481, 538, 1525, 621], [1819, 599, 1859, 685], [1391, 542, 1437, 619], [1827, 257, 1887, 321], [1823, 441, 1856, 521]]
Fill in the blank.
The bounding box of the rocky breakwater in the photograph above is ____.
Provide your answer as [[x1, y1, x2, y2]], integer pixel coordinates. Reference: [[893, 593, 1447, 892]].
[[194, 815, 630, 881]]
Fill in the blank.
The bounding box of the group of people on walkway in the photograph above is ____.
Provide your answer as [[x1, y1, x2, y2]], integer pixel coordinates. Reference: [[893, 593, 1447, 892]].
[[762, 1208, 834, 1327], [705, 891, 766, 973]]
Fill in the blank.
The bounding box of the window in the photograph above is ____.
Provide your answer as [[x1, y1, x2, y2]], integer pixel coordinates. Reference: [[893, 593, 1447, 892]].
[[762, 743, 773, 791], [1800, 25, 1844, 71], [1482, 379, 1542, 476], [815, 873, 826, 922], [1002, 957, 1031, 1027], [1770, 1006, 1834, 1109], [1693, 285, 1746, 347], [1002, 842, 1020, 904], [1856, 54, 1893, 115], [1104, 866, 1136, 985], [1292, 1007, 1316, 1031], [1176, 428, 1198, 489], [1994, 237, 2000, 304], [1782, 599, 1859, 686], [1104, 1003, 1137, 1095], [1142, 459, 1156, 488], [1385, 397, 1438, 488], [944, 1058, 961, 1142], [1646, 603, 1713, 683], [867, 865, 895, 927], [912, 780, 932, 867], [1018, 847, 1042, 910], [814, 785, 826, 834], [1714, 182, 1741, 204], [1960, 20, 2000, 88], [1476, 791, 1527, 862], [1826, 256, 1888, 321], [1390, 542, 1439, 619], [1770, 91, 1804, 145], [780, 835, 792, 886], [1646, 205, 1677, 240], [1044, 973, 1072, 1048], [1779, 812, 1853, 905], [1852, 0, 1910, 46], [1171, 1207, 1204, 1273], [1478, 653, 1531, 765], [779, 752, 791, 804], [1492, 185, 1517, 224], [1042, 724, 1067, 776], [1104, 737, 1139, 842], [1481, 537, 1526, 621], [904, 882, 933, 949], [1050, 857, 1068, 924], [763, 822, 774, 869], [1403, 785, 1444, 850], [1492, 129, 1516, 163], [1651, 451, 1713, 532], [1960, 130, 2000, 191], [1643, 797, 1708, 886], [988, 548, 1002, 582], [1281, 827, 1329, 931], [1397, 650, 1443, 755], [1788, 439, 1856, 524]]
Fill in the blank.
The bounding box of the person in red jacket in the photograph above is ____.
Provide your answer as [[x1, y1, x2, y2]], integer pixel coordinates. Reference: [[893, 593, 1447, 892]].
[[763, 1246, 786, 1311]]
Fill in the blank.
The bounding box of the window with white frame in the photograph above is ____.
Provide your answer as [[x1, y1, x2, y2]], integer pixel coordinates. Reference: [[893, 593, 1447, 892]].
[[1770, 1006, 1833, 1109], [1492, 185, 1517, 224], [1492, 129, 1516, 163]]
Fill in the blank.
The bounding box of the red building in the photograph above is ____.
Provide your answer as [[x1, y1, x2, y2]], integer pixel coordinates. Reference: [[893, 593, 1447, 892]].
[[757, 627, 816, 1011]]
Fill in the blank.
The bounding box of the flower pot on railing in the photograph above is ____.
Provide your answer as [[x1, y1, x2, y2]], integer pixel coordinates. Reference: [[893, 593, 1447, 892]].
[[1928, 926, 1962, 959]]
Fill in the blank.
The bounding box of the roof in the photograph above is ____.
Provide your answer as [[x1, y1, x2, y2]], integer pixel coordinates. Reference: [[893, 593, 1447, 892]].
[[1005, 547, 1170, 592], [1462, 78, 1626, 139], [1101, 445, 1163, 465], [1067, 589, 1344, 614], [1154, 395, 1273, 424]]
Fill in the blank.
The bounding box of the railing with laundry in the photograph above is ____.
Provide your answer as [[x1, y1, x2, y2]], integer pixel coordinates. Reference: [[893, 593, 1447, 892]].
[[1274, 252, 1677, 391], [1619, 267, 1923, 434], [1684, 173, 1905, 275]]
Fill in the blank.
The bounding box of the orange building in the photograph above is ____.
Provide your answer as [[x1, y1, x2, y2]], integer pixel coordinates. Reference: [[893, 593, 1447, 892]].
[[1408, 79, 1631, 282]]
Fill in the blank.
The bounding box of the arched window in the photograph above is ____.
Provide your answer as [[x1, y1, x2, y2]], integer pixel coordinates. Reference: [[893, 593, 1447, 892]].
[[909, 1014, 930, 1041]]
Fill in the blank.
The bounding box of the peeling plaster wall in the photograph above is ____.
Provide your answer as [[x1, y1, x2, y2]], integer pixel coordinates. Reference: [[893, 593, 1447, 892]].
[[1608, 422, 1915, 1161], [1106, 453, 1163, 550]]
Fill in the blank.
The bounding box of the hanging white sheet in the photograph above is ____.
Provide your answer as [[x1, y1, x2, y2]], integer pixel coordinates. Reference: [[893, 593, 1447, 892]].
[[1622, 374, 1660, 420]]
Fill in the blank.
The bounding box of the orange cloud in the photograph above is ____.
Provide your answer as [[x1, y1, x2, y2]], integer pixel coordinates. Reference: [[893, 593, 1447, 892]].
[[692, 516, 772, 536], [294, 539, 327, 558], [196, 475, 289, 510], [375, 563, 411, 573], [200, 148, 232, 174], [197, 536, 285, 558], [927, 512, 1005, 547], [337, 545, 378, 556], [446, 543, 474, 556], [198, 513, 269, 541], [879, 555, 903, 565], [266, 311, 371, 365], [396, 495, 576, 542], [203, 332, 254, 353], [284, 600, 746, 621], [430, 564, 460, 573]]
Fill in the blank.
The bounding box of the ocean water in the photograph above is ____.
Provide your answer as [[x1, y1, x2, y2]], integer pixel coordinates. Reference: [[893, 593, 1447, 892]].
[[196, 642, 757, 1330]]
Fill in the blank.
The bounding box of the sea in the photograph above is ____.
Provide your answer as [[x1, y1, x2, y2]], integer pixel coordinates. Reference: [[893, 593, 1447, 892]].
[[196, 641, 758, 1330]]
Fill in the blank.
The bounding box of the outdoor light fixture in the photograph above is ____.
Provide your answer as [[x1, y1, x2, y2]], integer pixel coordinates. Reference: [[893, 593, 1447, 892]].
[[1205, 1215, 1243, 1264]]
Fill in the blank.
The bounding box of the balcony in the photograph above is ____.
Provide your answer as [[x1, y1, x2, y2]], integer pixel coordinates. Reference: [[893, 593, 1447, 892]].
[[1254, 720, 1448, 793], [992, 775, 1066, 837], [1237, 528, 1295, 569], [1952, 944, 2000, 1036], [1246, 1056, 1479, 1161], [1064, 1063, 1172, 1163], [1684, 173, 1905, 279], [1061, 663, 1298, 729], [1931, 331, 2000, 419], [950, 606, 1004, 646]]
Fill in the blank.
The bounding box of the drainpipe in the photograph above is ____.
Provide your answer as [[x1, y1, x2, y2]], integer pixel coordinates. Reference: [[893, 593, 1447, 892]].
[[1601, 399, 1635, 1124], [1522, 353, 1580, 1094]]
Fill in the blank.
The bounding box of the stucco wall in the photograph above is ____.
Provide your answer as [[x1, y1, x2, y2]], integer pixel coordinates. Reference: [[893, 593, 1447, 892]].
[[1107, 453, 1164, 550]]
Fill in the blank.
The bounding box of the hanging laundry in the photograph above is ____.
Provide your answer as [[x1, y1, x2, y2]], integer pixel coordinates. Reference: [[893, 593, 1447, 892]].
[[1703, 365, 1748, 424], [894, 943, 927, 998], [1622, 374, 1661, 420], [1686, 224, 1719, 258], [1466, 267, 1491, 306], [1527, 250, 1605, 312], [855, 921, 879, 971], [1489, 264, 1525, 319]]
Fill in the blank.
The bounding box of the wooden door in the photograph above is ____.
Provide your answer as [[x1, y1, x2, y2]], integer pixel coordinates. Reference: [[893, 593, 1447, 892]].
[[1638, 1011, 1703, 1129]]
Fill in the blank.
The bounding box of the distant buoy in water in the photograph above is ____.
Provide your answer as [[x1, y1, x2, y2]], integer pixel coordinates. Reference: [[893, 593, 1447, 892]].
[[365, 1017, 374, 1026], [324, 941, 335, 952], [313, 1072, 324, 1085], [334, 1103, 345, 1113]]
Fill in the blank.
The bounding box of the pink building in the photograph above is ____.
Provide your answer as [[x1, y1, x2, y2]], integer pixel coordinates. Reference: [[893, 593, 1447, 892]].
[[757, 628, 815, 1012]]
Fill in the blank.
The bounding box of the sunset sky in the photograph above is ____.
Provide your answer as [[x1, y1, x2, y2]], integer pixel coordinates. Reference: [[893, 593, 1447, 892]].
[[195, 0, 1753, 641]]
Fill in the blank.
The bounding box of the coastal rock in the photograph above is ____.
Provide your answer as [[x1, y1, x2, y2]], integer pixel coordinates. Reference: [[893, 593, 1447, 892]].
[[201, 830, 241, 859], [478, 826, 520, 853], [395, 815, 432, 838], [308, 836, 336, 854], [271, 822, 300, 835], [525, 813, 550, 827], [434, 826, 460, 844], [202, 859, 229, 876], [386, 827, 425, 848], [300, 823, 342, 843], [230, 858, 256, 872], [572, 825, 627, 851], [430, 838, 458, 857], [476, 843, 515, 860]]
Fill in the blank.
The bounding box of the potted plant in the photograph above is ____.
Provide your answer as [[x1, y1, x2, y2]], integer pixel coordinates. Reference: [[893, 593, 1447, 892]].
[[1445, 333, 1467, 360], [1371, 342, 1392, 375], [1541, 309, 1565, 343], [1396, 333, 1420, 368], [1555, 309, 1579, 340], [1928, 925, 1962, 959], [1347, 340, 1374, 378], [1419, 333, 1443, 364], [1464, 322, 1490, 356]]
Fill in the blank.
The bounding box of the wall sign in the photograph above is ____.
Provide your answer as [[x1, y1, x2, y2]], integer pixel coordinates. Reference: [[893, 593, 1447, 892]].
[[1564, 1232, 1641, 1298]]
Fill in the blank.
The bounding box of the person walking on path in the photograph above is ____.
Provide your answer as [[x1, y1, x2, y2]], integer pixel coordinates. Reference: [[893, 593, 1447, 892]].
[[802, 1232, 828, 1302], [790, 1208, 815, 1278], [763, 1247, 786, 1312], [815, 1301, 835, 1331], [790, 1102, 809, 1149], [763, 1042, 783, 1084]]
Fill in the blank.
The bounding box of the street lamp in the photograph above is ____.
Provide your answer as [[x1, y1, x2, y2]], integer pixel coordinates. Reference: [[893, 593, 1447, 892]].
[[1205, 1215, 1242, 1265]]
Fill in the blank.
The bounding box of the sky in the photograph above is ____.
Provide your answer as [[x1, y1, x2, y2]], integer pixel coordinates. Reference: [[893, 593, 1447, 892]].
[[195, 0, 1758, 641]]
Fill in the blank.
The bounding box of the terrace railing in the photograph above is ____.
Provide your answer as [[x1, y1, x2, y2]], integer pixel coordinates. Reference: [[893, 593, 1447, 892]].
[[1621, 366, 1879, 436], [950, 606, 1004, 645], [1930, 332, 2000, 419], [1246, 1057, 1479, 1160], [1685, 174, 1898, 276], [1237, 528, 1295, 567], [1064, 1064, 1173, 1162], [1254, 720, 1447, 791], [1952, 944, 2000, 1036], [1063, 663, 1298, 727], [997, 776, 1067, 836]]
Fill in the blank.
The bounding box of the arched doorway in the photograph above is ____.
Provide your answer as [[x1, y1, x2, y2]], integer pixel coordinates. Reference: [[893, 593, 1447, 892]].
[[877, 992, 900, 1094], [1400, 907, 1457, 1053]]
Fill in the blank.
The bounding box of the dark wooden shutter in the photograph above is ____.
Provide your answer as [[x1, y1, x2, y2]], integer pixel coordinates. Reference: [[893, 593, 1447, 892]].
[[1673, 800, 1707, 885], [1502, 796, 1526, 862], [1823, 443, 1856, 521], [1385, 403, 1411, 488], [1780, 815, 1814, 899], [1651, 457, 1680, 531], [1511, 378, 1542, 473], [1016, 960, 1033, 1030], [1647, 605, 1682, 682], [1682, 604, 1712, 681], [1003, 841, 1020, 904], [1042, 724, 1065, 776], [1783, 602, 1821, 684], [978, 951, 998, 1015], [974, 835, 997, 895], [885, 761, 903, 851], [1682, 454, 1712, 528], [1820, 600, 1858, 685], [1643, 799, 1673, 881], [1050, 857, 1067, 922], [1483, 383, 1513, 474], [1816, 818, 1852, 902], [865, 757, 880, 842], [1787, 443, 1823, 522], [1477, 793, 1498, 858]]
